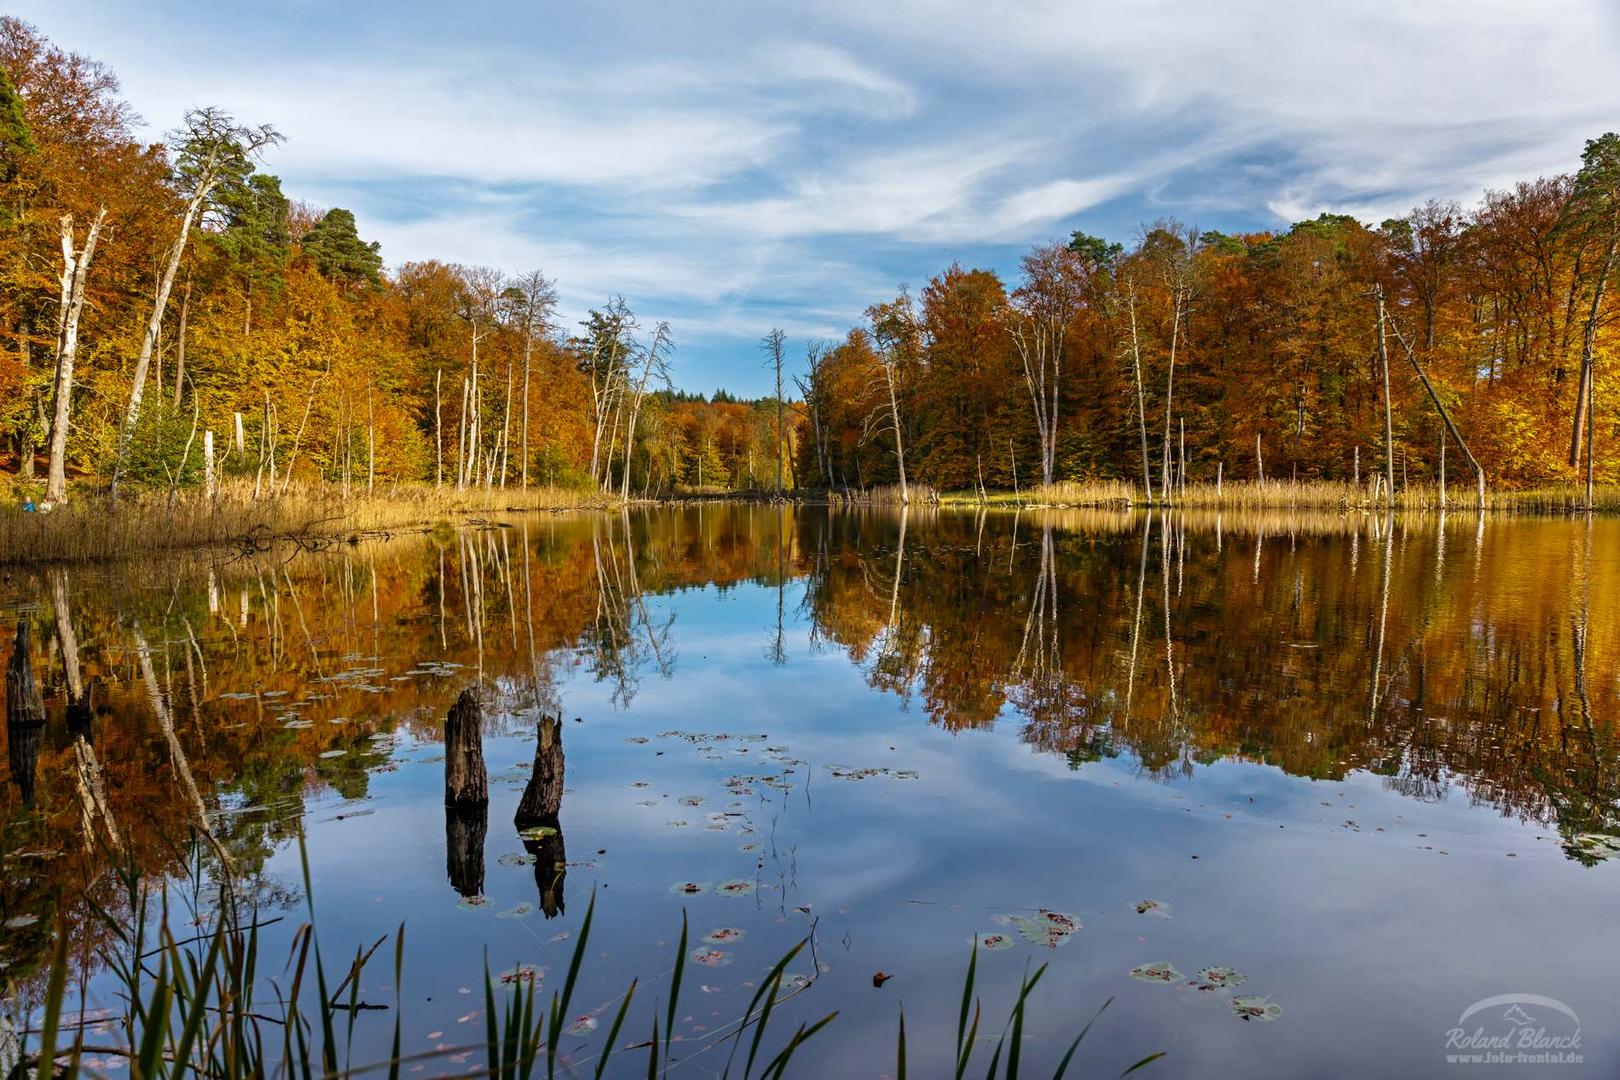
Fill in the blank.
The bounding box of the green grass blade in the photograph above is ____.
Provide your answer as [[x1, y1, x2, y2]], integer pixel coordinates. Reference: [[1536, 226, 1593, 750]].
[[957, 936, 977, 1063], [732, 940, 804, 1080], [388, 924, 406, 1080], [897, 1005, 907, 1080], [548, 887, 596, 1079], [593, 979, 637, 1080], [1050, 996, 1111, 1080], [33, 929, 68, 1080], [664, 910, 688, 1065], [1120, 1051, 1166, 1076]]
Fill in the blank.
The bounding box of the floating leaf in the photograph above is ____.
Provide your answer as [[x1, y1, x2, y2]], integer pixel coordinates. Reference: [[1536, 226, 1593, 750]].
[[739, 842, 760, 854], [1130, 962, 1184, 984], [497, 903, 535, 919], [979, 933, 1014, 950], [625, 736, 650, 745], [1134, 899, 1172, 918], [498, 964, 542, 988], [4, 914, 38, 929], [318, 749, 346, 759], [666, 820, 691, 829], [716, 879, 756, 897], [565, 1014, 599, 1036], [457, 896, 490, 911], [498, 852, 538, 867], [689, 946, 732, 967], [1012, 909, 1080, 948], [669, 881, 711, 896], [678, 795, 705, 807], [1230, 995, 1283, 1022], [517, 825, 559, 840], [704, 927, 744, 945], [1190, 966, 1246, 992]]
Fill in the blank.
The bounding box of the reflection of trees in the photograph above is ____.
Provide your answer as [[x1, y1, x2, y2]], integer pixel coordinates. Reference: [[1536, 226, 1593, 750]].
[[581, 514, 675, 707]]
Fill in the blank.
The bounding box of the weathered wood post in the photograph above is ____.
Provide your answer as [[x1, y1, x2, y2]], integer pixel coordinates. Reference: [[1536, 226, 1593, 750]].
[[7, 622, 45, 807], [515, 712, 567, 917], [443, 688, 488, 809], [514, 712, 564, 825]]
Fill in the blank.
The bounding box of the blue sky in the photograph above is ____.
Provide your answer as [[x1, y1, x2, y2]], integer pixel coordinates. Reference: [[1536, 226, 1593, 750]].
[[15, 1, 1620, 396]]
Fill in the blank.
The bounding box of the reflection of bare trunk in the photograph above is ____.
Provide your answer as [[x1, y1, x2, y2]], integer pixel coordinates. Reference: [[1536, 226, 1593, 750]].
[[1368, 515, 1395, 722], [887, 508, 909, 633], [1375, 288, 1397, 510], [525, 826, 567, 919], [6, 622, 45, 807], [445, 804, 487, 898], [1124, 514, 1151, 716], [1160, 513, 1178, 720], [135, 629, 219, 852]]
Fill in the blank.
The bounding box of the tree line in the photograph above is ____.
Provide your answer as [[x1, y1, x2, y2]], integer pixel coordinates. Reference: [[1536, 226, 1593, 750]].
[[2, 15, 1617, 505]]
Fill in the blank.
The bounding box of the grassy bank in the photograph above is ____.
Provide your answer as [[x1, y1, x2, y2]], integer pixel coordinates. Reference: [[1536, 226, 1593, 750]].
[[0, 482, 611, 564], [935, 479, 1620, 515]]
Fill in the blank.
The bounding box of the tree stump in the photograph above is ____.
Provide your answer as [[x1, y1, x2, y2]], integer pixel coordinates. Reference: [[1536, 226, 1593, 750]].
[[443, 688, 488, 809], [6, 621, 45, 807], [513, 712, 564, 825], [445, 804, 487, 898]]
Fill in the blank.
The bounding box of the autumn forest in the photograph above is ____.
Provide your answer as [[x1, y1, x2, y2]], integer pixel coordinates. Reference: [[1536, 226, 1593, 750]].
[[3, 16, 1618, 523]]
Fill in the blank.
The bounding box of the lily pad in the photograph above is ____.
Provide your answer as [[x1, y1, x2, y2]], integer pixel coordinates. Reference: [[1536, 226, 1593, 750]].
[[625, 736, 650, 745], [1190, 966, 1246, 992], [716, 878, 756, 897], [1230, 995, 1283, 1022], [498, 903, 536, 919], [1134, 899, 1172, 918], [565, 1014, 599, 1036], [498, 852, 538, 867], [1130, 962, 1184, 984], [666, 820, 691, 829], [669, 881, 711, 896], [1012, 909, 1080, 948], [518, 825, 559, 840], [498, 964, 542, 988], [689, 946, 732, 967], [979, 933, 1015, 950], [457, 896, 490, 911], [704, 927, 745, 944], [678, 795, 705, 807]]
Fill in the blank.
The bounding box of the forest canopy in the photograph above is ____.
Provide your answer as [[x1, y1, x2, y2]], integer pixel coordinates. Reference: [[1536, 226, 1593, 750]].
[[1, 15, 1616, 502]]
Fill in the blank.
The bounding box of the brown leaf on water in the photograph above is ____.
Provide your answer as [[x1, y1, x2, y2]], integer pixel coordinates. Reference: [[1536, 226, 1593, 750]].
[[872, 971, 892, 988]]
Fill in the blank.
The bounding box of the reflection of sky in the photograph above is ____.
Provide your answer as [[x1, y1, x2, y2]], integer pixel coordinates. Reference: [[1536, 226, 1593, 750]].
[[263, 574, 1620, 1077]]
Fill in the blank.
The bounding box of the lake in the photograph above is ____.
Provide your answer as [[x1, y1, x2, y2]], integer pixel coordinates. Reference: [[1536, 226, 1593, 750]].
[[2, 506, 1616, 1077]]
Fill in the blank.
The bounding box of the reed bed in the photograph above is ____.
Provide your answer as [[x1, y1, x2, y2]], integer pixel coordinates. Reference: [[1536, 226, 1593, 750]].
[[14, 840, 1157, 1078], [0, 481, 610, 564], [938, 479, 1620, 515]]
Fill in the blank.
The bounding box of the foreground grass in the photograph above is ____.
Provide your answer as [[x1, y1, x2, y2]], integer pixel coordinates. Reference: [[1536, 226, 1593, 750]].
[[17, 842, 1160, 1078], [936, 479, 1620, 514], [0, 482, 612, 563]]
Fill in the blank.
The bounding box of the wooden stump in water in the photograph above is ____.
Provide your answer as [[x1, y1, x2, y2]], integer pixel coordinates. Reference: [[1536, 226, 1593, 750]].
[[513, 712, 564, 825], [6, 621, 44, 807], [443, 688, 488, 809], [515, 713, 567, 917], [445, 803, 487, 898]]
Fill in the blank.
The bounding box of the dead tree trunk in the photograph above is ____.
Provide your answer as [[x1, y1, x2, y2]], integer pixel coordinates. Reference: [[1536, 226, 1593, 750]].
[[7, 622, 45, 807], [514, 712, 564, 825], [443, 688, 488, 809]]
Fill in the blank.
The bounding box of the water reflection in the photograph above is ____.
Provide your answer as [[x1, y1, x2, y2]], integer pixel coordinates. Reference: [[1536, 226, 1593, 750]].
[[1, 506, 1618, 1022]]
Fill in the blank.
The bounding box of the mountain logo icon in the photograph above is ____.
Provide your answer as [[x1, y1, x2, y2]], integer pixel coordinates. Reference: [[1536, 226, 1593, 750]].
[[1500, 1004, 1537, 1027]]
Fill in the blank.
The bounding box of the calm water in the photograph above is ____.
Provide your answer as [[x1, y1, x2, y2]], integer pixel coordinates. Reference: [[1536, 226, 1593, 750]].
[[2, 507, 1617, 1077]]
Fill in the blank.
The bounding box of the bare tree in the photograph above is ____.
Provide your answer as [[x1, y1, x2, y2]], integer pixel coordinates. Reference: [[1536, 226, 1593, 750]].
[[1150, 223, 1198, 500], [1006, 244, 1086, 488], [793, 341, 832, 487], [620, 321, 674, 500], [866, 291, 918, 503], [46, 208, 106, 503], [762, 328, 787, 492], [581, 298, 636, 491], [455, 266, 504, 489], [1117, 274, 1154, 501], [112, 108, 281, 495]]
